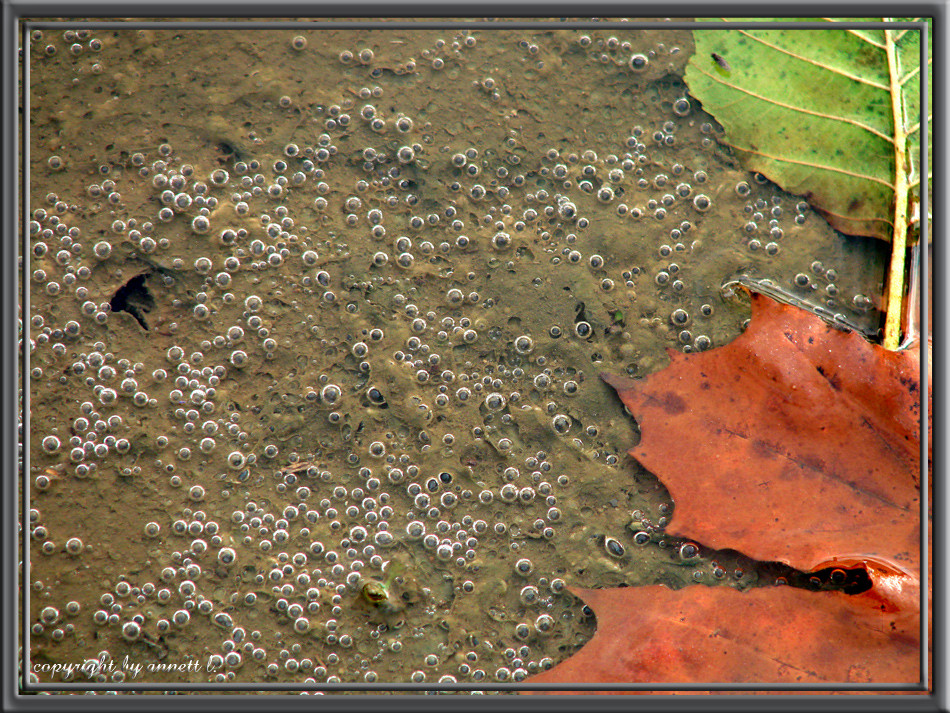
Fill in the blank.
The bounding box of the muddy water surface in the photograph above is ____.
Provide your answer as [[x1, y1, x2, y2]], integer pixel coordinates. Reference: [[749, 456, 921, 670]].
[[23, 21, 887, 691]]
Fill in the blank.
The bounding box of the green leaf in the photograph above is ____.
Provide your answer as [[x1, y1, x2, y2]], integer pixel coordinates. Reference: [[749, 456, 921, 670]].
[[685, 20, 931, 242]]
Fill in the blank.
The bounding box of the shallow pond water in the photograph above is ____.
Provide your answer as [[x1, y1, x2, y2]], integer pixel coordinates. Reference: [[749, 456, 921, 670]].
[[23, 20, 887, 692]]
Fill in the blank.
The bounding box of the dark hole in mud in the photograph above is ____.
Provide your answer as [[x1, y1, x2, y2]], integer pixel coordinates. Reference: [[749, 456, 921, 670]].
[[216, 140, 245, 162], [109, 272, 154, 330]]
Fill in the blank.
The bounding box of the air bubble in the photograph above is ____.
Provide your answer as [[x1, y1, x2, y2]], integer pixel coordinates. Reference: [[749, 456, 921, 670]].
[[629, 54, 649, 72], [604, 537, 625, 557]]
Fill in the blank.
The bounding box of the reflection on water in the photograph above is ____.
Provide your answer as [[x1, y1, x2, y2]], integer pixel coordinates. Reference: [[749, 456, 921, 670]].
[[24, 21, 886, 690]]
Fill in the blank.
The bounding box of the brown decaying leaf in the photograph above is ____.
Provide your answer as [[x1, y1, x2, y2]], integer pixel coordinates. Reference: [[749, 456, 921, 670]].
[[528, 573, 920, 690], [603, 290, 926, 578], [525, 290, 929, 691]]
